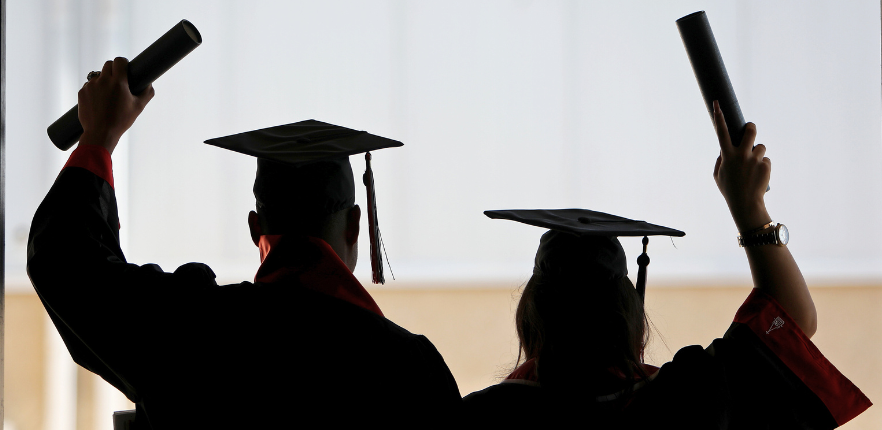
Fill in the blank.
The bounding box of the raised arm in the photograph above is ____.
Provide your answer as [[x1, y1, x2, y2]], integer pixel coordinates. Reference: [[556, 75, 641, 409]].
[[26, 58, 207, 398], [712, 100, 817, 338]]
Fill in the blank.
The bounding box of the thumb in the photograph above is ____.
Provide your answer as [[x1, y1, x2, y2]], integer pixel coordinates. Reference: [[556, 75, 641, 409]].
[[713, 153, 722, 178], [136, 84, 155, 109]]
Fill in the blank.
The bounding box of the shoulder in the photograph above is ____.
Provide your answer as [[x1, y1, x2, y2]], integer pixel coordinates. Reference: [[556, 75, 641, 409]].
[[232, 280, 440, 354], [462, 382, 633, 428], [464, 382, 543, 405], [637, 345, 724, 401], [462, 383, 546, 427]]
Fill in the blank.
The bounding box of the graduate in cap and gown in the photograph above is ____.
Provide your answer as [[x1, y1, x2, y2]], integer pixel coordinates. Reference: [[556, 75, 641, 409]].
[[461, 102, 871, 429], [27, 58, 460, 429]]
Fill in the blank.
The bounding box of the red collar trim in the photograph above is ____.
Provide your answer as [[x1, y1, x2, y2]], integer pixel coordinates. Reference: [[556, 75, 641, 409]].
[[506, 358, 539, 381], [254, 235, 384, 317]]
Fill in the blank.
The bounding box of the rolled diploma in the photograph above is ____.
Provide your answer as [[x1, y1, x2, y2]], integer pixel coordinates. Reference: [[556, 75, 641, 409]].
[[676, 11, 746, 147], [47, 19, 202, 150]]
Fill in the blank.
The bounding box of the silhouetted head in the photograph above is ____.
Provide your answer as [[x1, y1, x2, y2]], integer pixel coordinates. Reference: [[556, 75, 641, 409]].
[[483, 209, 683, 394], [246, 157, 361, 270], [204, 120, 403, 276], [515, 230, 649, 393]]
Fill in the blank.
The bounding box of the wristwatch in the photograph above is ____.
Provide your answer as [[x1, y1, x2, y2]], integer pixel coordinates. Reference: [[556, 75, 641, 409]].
[[738, 223, 789, 247]]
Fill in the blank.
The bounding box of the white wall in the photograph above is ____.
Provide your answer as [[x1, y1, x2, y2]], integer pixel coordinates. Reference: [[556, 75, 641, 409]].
[[7, 0, 882, 290]]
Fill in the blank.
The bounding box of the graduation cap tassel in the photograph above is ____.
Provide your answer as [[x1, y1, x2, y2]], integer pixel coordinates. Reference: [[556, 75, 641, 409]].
[[377, 224, 396, 281], [364, 152, 385, 284], [635, 236, 650, 302]]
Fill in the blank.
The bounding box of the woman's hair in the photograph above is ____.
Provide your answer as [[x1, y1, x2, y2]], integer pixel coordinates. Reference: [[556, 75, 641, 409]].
[[514, 273, 649, 393]]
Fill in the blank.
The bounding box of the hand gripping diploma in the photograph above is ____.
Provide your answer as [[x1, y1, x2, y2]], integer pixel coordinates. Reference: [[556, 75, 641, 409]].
[[712, 100, 817, 338], [77, 57, 154, 155]]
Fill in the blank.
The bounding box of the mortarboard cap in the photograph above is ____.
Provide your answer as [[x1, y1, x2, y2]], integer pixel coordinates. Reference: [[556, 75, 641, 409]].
[[484, 209, 684, 300], [205, 119, 403, 284]]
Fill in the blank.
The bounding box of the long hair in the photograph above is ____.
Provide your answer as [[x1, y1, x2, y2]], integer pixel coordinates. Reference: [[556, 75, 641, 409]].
[[514, 273, 649, 394]]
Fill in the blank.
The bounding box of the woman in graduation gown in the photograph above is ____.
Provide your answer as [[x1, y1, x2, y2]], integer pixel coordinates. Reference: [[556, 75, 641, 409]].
[[462, 101, 871, 429]]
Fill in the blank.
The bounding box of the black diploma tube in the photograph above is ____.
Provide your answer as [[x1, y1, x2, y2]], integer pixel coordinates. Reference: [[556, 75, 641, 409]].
[[676, 11, 746, 147], [47, 19, 202, 150]]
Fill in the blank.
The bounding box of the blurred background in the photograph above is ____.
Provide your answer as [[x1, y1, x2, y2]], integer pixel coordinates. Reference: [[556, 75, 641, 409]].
[[6, 0, 882, 429]]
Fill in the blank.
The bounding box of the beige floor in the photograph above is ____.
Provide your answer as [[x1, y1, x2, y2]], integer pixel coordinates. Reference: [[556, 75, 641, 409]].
[[372, 284, 881, 428], [6, 284, 881, 429], [7, 293, 47, 430]]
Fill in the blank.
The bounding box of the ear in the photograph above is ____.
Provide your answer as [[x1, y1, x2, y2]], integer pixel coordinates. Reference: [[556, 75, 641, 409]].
[[345, 205, 361, 246], [248, 210, 262, 246]]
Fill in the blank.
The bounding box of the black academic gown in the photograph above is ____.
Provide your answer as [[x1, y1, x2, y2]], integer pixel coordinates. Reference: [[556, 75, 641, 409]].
[[462, 289, 871, 429], [27, 147, 461, 429]]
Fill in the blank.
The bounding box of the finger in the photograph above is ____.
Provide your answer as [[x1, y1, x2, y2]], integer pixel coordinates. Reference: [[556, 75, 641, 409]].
[[112, 57, 129, 85], [761, 157, 772, 185], [713, 154, 722, 178], [101, 60, 113, 77], [712, 100, 733, 155], [751, 143, 766, 160], [737, 122, 757, 155], [136, 84, 155, 108]]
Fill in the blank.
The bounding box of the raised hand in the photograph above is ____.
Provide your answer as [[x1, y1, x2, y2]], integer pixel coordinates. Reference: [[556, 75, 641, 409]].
[[712, 100, 771, 232], [78, 57, 155, 154]]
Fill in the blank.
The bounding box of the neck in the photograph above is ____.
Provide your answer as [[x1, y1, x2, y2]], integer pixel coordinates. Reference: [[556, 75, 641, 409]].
[[260, 234, 353, 271]]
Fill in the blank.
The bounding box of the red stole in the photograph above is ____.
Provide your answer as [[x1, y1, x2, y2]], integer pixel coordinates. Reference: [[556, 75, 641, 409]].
[[254, 235, 384, 317]]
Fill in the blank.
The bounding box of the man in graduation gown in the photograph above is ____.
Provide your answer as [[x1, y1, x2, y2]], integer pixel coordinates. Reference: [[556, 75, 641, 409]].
[[27, 57, 461, 429]]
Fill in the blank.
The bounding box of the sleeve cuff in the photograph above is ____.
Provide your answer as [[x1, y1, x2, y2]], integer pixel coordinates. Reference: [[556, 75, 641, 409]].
[[63, 144, 114, 188], [734, 289, 872, 426]]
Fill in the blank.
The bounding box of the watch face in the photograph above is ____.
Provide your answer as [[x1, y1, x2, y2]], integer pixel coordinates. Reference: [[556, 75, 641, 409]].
[[777, 224, 789, 245]]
